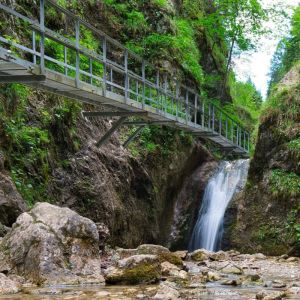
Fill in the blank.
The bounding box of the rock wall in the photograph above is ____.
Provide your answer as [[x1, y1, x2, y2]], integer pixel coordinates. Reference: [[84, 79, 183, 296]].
[[229, 64, 300, 256]]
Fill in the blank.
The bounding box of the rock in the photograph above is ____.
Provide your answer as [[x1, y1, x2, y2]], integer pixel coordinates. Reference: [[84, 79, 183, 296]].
[[0, 202, 103, 285], [209, 251, 228, 261], [161, 261, 180, 275], [116, 248, 139, 259], [221, 279, 241, 286], [0, 273, 20, 295], [286, 287, 300, 295], [161, 262, 187, 279], [207, 271, 221, 281], [0, 172, 28, 226], [280, 254, 288, 259], [256, 290, 285, 300], [118, 255, 158, 269], [173, 251, 188, 260], [256, 290, 268, 299], [137, 244, 170, 255], [272, 280, 286, 288], [220, 264, 243, 275], [190, 249, 210, 261], [245, 273, 261, 282], [253, 253, 266, 260], [157, 252, 183, 267], [105, 255, 161, 285], [286, 257, 298, 262], [153, 282, 179, 300], [263, 291, 285, 300]]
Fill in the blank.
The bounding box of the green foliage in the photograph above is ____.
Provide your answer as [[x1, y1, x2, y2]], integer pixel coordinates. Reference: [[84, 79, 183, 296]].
[[0, 84, 81, 207], [173, 18, 204, 83], [269, 169, 300, 197], [269, 7, 300, 91], [286, 208, 300, 245]]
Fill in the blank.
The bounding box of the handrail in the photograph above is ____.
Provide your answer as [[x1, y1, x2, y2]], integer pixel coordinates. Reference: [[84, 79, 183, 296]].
[[0, 0, 250, 153]]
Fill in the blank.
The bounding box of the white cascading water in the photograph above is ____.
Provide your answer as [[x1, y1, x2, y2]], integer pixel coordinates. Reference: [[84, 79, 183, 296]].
[[189, 159, 249, 252]]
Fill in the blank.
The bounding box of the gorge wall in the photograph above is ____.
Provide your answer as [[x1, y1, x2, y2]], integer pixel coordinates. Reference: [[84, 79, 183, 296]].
[[229, 64, 300, 256]]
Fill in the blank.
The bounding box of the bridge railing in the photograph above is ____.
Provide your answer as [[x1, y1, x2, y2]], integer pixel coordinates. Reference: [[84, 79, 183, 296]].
[[0, 0, 250, 153]]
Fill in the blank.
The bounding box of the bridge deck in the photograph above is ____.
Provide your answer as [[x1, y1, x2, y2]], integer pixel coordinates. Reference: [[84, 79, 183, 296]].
[[0, 0, 249, 155]]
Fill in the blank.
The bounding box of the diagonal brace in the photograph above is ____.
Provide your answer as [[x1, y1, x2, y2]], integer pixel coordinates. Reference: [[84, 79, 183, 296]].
[[123, 125, 145, 148], [96, 117, 127, 148]]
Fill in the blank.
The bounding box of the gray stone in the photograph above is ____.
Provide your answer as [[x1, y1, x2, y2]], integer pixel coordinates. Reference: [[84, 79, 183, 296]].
[[0, 273, 20, 295], [0, 202, 103, 285]]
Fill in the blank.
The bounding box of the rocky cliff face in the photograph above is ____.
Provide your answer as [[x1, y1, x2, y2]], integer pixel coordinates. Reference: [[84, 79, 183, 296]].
[[229, 64, 300, 256]]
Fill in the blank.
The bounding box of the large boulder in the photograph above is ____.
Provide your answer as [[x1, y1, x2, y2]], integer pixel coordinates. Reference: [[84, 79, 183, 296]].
[[0, 202, 103, 285]]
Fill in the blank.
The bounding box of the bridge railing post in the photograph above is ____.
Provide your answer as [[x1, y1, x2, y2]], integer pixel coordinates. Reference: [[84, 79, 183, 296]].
[[185, 89, 189, 124], [201, 99, 205, 128], [212, 105, 215, 132], [39, 0, 45, 74], [142, 60, 146, 109], [32, 31, 36, 64], [75, 18, 80, 88], [102, 36, 107, 97], [194, 94, 198, 126], [175, 80, 179, 120]]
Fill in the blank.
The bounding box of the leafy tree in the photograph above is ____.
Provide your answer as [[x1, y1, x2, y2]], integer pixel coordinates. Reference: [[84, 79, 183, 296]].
[[202, 0, 268, 89], [268, 6, 300, 92]]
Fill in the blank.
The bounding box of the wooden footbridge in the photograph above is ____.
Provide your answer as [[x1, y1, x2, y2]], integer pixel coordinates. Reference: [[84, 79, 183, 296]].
[[0, 0, 249, 155]]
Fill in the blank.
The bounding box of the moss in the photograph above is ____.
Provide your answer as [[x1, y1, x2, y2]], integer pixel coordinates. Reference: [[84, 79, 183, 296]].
[[157, 252, 183, 267], [106, 262, 161, 285]]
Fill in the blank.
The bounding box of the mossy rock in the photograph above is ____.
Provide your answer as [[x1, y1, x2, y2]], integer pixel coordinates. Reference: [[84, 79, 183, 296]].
[[106, 262, 161, 285], [190, 249, 210, 262], [157, 252, 183, 267]]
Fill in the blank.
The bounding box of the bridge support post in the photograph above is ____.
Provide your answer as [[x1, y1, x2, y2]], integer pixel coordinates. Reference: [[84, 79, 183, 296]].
[[39, 0, 45, 74], [123, 125, 145, 148], [96, 117, 127, 148]]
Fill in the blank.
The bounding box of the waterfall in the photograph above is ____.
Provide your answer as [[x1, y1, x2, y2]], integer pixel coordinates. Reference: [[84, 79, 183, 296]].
[[189, 159, 249, 252]]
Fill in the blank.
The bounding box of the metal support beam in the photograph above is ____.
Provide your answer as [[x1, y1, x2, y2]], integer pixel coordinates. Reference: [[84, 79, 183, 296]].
[[82, 111, 148, 118], [96, 117, 127, 148], [123, 120, 173, 126], [0, 75, 46, 83], [123, 125, 145, 148]]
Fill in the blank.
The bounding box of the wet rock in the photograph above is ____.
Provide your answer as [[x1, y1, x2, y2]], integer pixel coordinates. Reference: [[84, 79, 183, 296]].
[[0, 273, 20, 295], [137, 244, 170, 255], [0, 202, 103, 285], [153, 282, 179, 300], [207, 271, 221, 281], [190, 249, 210, 261], [221, 279, 241, 286], [105, 255, 161, 285], [0, 171, 27, 226]]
